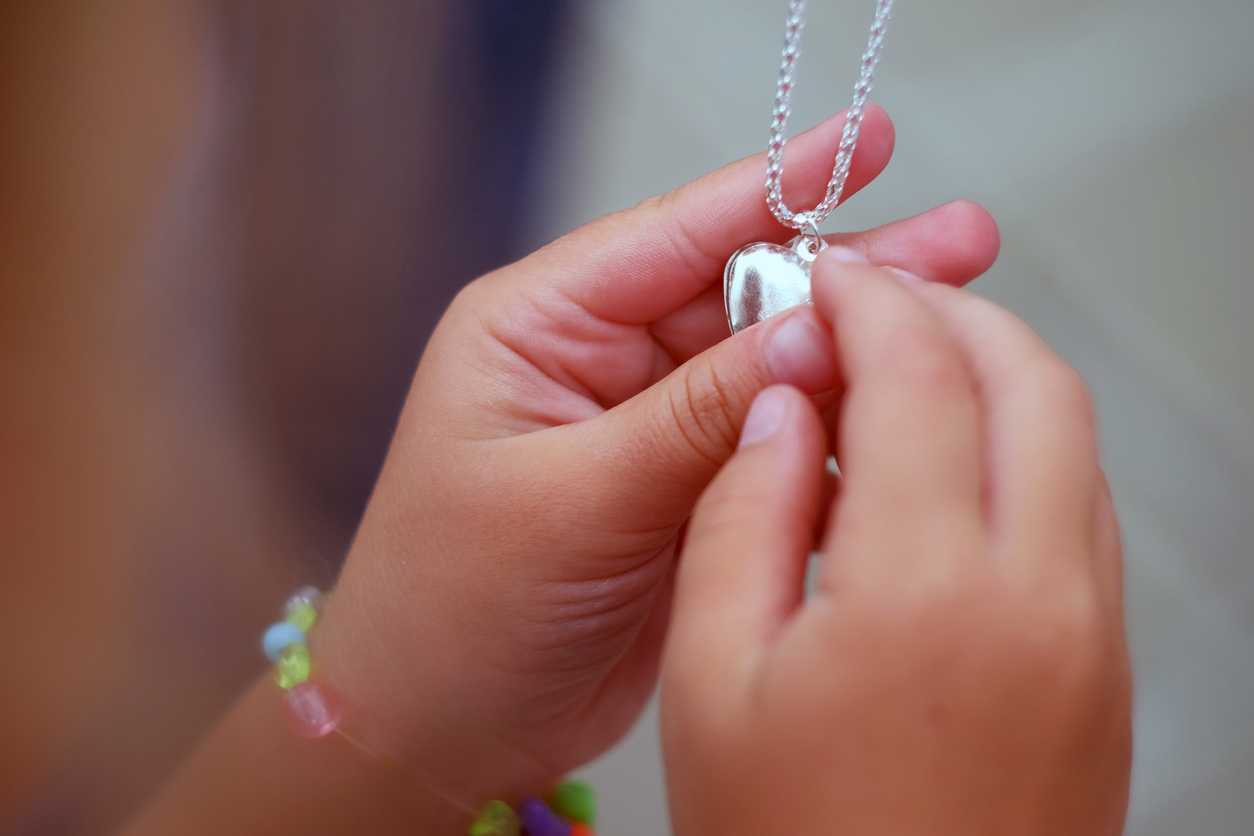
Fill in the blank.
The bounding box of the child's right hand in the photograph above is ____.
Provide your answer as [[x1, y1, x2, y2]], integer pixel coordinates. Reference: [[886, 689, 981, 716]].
[[662, 253, 1132, 835]]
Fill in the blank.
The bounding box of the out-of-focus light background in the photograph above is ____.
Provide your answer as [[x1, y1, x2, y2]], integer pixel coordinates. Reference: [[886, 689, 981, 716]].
[[0, 0, 1250, 833]]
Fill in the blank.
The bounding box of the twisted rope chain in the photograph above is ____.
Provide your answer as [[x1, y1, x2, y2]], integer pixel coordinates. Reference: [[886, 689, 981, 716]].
[[765, 0, 896, 231]]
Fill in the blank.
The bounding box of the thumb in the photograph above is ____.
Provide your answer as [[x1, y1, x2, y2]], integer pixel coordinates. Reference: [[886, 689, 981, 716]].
[[665, 385, 829, 688], [568, 305, 838, 526]]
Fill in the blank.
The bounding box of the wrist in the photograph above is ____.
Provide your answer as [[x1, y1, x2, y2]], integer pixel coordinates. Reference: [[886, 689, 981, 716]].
[[309, 568, 563, 817], [132, 590, 557, 836], [125, 677, 468, 836]]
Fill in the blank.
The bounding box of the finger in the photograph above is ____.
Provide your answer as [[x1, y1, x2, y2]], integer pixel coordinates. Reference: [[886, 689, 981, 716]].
[[826, 199, 1000, 287], [808, 252, 984, 561], [556, 304, 838, 530], [1093, 471, 1124, 613], [904, 283, 1101, 570], [521, 106, 896, 324], [666, 386, 829, 690], [648, 199, 1001, 363]]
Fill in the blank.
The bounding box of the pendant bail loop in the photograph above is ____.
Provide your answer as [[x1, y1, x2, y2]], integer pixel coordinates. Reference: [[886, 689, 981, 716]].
[[800, 220, 823, 257]]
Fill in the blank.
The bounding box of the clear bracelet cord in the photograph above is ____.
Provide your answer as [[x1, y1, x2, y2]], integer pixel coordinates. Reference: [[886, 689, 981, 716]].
[[261, 587, 597, 836]]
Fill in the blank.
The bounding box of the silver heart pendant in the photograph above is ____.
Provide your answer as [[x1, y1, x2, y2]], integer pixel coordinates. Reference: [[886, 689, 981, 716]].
[[723, 234, 826, 335]]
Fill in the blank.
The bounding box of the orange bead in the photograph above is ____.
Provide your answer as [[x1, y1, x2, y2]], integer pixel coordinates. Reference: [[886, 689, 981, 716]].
[[569, 824, 595, 836]]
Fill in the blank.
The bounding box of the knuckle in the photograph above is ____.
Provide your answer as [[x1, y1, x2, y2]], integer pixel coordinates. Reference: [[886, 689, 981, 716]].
[[885, 337, 969, 397], [447, 274, 488, 313], [1007, 583, 1109, 690], [1034, 363, 1095, 424], [635, 191, 670, 215], [664, 362, 745, 468], [636, 184, 726, 281]]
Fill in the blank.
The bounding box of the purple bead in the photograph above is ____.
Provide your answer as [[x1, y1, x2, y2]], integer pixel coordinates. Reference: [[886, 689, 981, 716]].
[[517, 797, 571, 836]]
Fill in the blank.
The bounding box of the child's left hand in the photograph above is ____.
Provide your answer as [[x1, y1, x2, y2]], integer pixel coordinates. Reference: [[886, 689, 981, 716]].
[[660, 257, 1130, 836], [314, 107, 1000, 801]]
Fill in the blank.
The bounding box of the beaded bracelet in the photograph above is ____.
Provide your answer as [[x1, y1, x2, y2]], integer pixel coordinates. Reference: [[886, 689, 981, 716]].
[[261, 585, 342, 738], [261, 588, 598, 836], [469, 783, 597, 836]]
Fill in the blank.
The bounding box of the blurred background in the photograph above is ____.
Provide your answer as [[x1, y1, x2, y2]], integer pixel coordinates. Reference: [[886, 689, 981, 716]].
[[1, 0, 1250, 834]]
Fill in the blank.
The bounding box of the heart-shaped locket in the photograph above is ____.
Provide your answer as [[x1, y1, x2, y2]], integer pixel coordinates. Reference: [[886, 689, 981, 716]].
[[723, 234, 827, 335]]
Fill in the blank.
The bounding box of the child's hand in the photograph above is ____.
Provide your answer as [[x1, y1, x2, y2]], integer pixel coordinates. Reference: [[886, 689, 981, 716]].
[[661, 254, 1131, 835], [314, 108, 1001, 800]]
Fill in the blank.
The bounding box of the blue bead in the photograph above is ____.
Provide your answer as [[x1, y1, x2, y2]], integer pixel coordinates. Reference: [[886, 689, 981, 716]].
[[262, 622, 306, 662]]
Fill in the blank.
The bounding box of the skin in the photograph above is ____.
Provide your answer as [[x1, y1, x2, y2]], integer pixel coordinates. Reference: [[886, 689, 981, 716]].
[[126, 106, 1001, 834], [661, 253, 1133, 836]]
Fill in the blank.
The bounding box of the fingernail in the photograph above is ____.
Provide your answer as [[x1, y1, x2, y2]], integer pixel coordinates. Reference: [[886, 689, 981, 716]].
[[766, 312, 835, 393], [825, 245, 871, 265], [889, 267, 924, 284], [739, 387, 789, 448]]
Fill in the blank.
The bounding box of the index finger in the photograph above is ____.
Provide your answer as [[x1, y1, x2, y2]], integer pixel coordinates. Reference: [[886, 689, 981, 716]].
[[523, 106, 896, 324], [810, 254, 985, 570]]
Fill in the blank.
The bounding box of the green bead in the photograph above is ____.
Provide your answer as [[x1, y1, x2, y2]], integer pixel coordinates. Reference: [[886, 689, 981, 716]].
[[469, 800, 518, 836], [285, 601, 318, 632], [551, 779, 596, 825], [275, 643, 310, 689]]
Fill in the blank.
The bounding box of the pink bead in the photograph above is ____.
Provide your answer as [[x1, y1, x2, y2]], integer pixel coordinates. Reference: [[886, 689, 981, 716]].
[[282, 681, 342, 738]]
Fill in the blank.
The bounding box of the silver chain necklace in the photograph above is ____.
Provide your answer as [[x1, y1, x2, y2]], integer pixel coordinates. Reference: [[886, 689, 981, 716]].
[[724, 0, 896, 335]]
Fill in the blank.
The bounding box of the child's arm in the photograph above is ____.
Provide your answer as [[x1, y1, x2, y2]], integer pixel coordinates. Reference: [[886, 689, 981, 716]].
[[123, 679, 470, 835], [662, 252, 1131, 835]]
